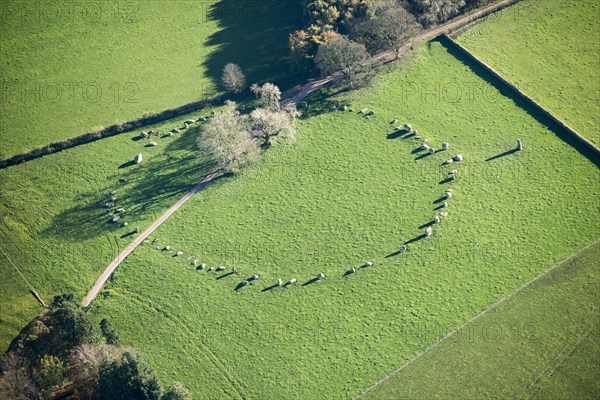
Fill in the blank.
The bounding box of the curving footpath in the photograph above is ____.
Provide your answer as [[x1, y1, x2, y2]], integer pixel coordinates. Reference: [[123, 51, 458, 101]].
[[82, 0, 523, 307], [282, 0, 522, 104], [82, 168, 222, 307]]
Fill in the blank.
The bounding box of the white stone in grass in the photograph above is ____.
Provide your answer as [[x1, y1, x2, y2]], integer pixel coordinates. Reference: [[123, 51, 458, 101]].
[[199, 263, 206, 270], [453, 154, 464, 162], [449, 170, 458, 175], [232, 266, 238, 274], [404, 124, 412, 132], [105, 202, 114, 208], [191, 259, 197, 266], [140, 131, 149, 139], [348, 268, 356, 274], [112, 215, 120, 222], [123, 222, 129, 227], [443, 202, 449, 208], [185, 119, 195, 124], [287, 278, 297, 285], [251, 274, 259, 280], [209, 266, 215, 271], [217, 266, 225, 271], [361, 108, 369, 114], [420, 144, 430, 151], [442, 159, 454, 165], [176, 251, 183, 257], [147, 141, 157, 147], [134, 153, 143, 164], [317, 272, 325, 280], [110, 191, 117, 196], [434, 216, 441, 224], [445, 192, 453, 199], [183, 123, 189, 129], [116, 208, 125, 213], [135, 227, 140, 233], [277, 278, 283, 286], [440, 212, 448, 217], [517, 139, 523, 151], [426, 227, 433, 237], [365, 261, 373, 267], [429, 148, 435, 154], [391, 118, 398, 124], [399, 245, 407, 253], [165, 246, 170, 250], [442, 142, 449, 150]]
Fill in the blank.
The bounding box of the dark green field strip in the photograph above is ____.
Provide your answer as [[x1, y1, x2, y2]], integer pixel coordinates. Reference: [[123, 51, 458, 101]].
[[361, 239, 600, 400]]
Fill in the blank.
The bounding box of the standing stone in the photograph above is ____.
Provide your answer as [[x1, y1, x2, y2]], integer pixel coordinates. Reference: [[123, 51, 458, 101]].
[[517, 139, 523, 151]]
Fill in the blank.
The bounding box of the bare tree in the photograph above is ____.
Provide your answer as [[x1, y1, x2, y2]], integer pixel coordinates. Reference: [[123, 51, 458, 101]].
[[411, 0, 466, 27], [250, 107, 297, 147], [314, 36, 369, 88], [250, 83, 282, 111], [67, 344, 122, 400], [197, 101, 260, 173], [221, 63, 246, 94], [0, 369, 37, 400], [0, 351, 36, 400]]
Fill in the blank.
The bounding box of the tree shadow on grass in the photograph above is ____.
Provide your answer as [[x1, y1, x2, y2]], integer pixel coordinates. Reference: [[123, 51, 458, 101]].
[[41, 126, 218, 242], [201, 0, 305, 92], [297, 88, 348, 119]]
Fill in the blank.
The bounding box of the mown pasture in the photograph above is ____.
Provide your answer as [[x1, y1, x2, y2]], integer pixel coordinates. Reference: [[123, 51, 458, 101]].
[[456, 0, 600, 147], [85, 42, 600, 399], [0, 0, 302, 157], [0, 109, 218, 349], [362, 239, 600, 400]]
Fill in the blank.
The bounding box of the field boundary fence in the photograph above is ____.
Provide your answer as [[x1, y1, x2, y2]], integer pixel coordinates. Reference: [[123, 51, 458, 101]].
[[438, 34, 600, 167]]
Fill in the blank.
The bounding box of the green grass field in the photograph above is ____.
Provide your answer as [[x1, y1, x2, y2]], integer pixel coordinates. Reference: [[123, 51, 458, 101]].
[[0, 0, 302, 158], [362, 239, 600, 400], [0, 109, 217, 348], [456, 0, 600, 148], [79, 42, 600, 399]]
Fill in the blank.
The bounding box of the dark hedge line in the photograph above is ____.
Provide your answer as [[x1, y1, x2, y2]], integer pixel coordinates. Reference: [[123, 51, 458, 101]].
[[0, 94, 224, 170]]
